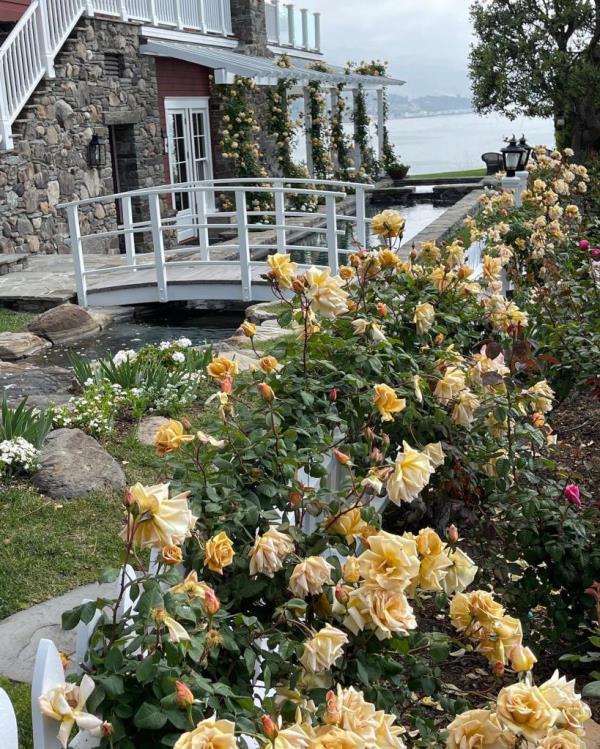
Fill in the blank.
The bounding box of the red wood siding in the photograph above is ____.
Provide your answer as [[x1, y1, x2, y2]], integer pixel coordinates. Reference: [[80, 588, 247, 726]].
[[0, 0, 31, 22], [155, 57, 212, 182]]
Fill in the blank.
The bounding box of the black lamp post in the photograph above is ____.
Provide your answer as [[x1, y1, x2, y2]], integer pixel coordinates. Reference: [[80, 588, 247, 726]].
[[501, 135, 525, 178], [517, 134, 533, 170], [87, 133, 107, 169]]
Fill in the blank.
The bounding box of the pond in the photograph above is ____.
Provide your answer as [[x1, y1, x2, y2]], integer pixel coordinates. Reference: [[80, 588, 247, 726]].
[[289, 199, 448, 265], [28, 309, 243, 368]]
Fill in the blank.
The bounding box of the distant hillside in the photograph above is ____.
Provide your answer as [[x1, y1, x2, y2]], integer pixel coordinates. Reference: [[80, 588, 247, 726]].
[[385, 94, 473, 117]]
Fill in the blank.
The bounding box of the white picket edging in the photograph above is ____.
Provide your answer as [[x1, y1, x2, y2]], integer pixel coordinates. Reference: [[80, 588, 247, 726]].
[[0, 687, 19, 749]]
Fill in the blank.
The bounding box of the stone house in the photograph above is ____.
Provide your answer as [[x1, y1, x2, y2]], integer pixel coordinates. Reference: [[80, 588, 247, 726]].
[[0, 0, 402, 256]]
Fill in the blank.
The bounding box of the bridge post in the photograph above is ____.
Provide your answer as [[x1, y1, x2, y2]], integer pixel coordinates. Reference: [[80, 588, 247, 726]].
[[148, 193, 169, 303], [355, 184, 367, 248], [121, 196, 137, 270], [196, 189, 210, 261], [66, 205, 88, 308], [325, 194, 339, 275], [235, 189, 252, 302], [274, 183, 286, 253]]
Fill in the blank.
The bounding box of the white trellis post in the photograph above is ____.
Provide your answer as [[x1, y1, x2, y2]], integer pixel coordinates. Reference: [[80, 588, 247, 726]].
[[273, 0, 280, 44], [376, 87, 385, 166], [274, 184, 286, 253], [0, 688, 18, 749], [196, 189, 210, 261], [235, 190, 253, 302], [303, 87, 314, 177], [355, 184, 367, 248], [286, 3, 295, 47], [148, 193, 169, 303], [300, 8, 308, 49], [121, 195, 136, 269], [66, 205, 87, 308], [352, 88, 362, 171], [329, 87, 339, 171], [314, 12, 321, 52], [325, 194, 339, 274]]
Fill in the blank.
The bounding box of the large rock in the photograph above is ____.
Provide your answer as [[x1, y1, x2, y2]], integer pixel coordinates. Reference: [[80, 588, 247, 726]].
[[0, 361, 74, 408], [586, 720, 600, 749], [0, 331, 51, 360], [28, 303, 100, 344], [32, 428, 126, 500], [137, 415, 170, 446]]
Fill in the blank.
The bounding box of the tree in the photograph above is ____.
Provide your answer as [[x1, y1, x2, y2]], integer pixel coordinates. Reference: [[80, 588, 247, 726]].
[[469, 0, 600, 157]]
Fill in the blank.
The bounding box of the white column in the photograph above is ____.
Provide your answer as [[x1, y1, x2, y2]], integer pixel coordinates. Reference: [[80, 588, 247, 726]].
[[119, 0, 129, 22], [196, 188, 210, 261], [287, 3, 295, 47], [174, 0, 183, 30], [376, 87, 385, 165], [121, 196, 137, 269], [235, 190, 252, 302], [273, 0, 280, 44], [516, 169, 529, 200], [274, 183, 286, 253], [198, 0, 206, 32], [300, 8, 308, 49], [148, 193, 169, 303], [66, 205, 88, 307], [352, 89, 361, 171], [36, 0, 56, 78], [148, 0, 157, 24], [314, 12, 321, 52], [502, 175, 524, 206], [303, 87, 314, 177]]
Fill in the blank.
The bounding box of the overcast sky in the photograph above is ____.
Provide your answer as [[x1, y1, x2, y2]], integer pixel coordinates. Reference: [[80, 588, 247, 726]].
[[302, 0, 473, 99]]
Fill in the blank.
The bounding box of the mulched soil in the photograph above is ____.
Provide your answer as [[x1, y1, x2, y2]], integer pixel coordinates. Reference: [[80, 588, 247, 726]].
[[553, 393, 600, 499]]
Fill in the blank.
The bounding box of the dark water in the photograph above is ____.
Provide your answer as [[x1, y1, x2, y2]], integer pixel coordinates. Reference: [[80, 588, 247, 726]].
[[28, 310, 242, 367]]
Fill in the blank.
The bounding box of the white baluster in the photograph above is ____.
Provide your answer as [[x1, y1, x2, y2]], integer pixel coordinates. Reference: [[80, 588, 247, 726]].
[[273, 0, 280, 44], [355, 185, 367, 248], [274, 184, 286, 252], [235, 189, 252, 302], [121, 195, 136, 270], [148, 193, 169, 303], [217, 0, 225, 34], [198, 0, 206, 32], [66, 204, 88, 307], [174, 0, 183, 29], [36, 0, 56, 78], [314, 12, 321, 52], [118, 0, 129, 22], [286, 3, 295, 47], [196, 189, 210, 261], [0, 66, 15, 150], [325, 194, 339, 274], [300, 8, 308, 50], [31, 639, 65, 749], [0, 688, 18, 749], [147, 0, 157, 24]]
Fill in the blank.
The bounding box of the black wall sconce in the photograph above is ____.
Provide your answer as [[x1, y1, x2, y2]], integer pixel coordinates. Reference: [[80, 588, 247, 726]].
[[88, 133, 107, 168], [161, 128, 168, 156]]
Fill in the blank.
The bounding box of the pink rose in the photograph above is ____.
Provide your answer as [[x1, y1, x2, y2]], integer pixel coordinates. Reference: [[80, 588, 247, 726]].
[[579, 239, 590, 250], [591, 249, 600, 261], [564, 484, 582, 507]]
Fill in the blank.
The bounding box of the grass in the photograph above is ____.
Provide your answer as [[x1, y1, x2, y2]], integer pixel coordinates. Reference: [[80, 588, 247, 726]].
[[410, 168, 486, 180], [0, 307, 35, 333]]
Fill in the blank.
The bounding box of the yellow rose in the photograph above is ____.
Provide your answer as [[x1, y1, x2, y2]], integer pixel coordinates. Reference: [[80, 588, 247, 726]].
[[496, 682, 559, 741], [446, 709, 515, 749], [358, 530, 420, 592], [305, 267, 349, 319], [204, 531, 235, 574], [509, 644, 537, 673], [387, 441, 436, 504], [342, 557, 361, 584], [417, 551, 453, 592], [327, 508, 369, 544], [249, 528, 295, 577], [377, 248, 402, 268], [39, 675, 103, 749], [434, 366, 466, 404], [371, 209, 406, 239], [483, 255, 503, 281], [450, 592, 474, 632], [300, 625, 349, 672], [422, 441, 445, 468], [152, 607, 190, 643], [413, 303, 435, 335], [240, 320, 257, 337], [160, 544, 183, 566], [539, 672, 592, 734], [415, 527, 445, 557], [373, 384, 406, 422], [345, 586, 416, 640], [267, 252, 298, 289], [340, 265, 356, 280], [334, 685, 405, 749], [274, 724, 314, 749], [310, 725, 365, 749], [468, 590, 506, 625], [289, 556, 333, 597], [441, 548, 478, 595], [155, 419, 195, 457], [169, 570, 211, 599], [124, 483, 197, 550], [207, 355, 239, 382], [528, 380, 555, 414], [259, 355, 280, 373], [451, 390, 480, 429], [539, 731, 585, 749], [174, 717, 238, 749]]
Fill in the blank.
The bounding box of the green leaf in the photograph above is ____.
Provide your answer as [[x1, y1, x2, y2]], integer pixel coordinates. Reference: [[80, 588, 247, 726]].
[[582, 681, 600, 698], [134, 702, 168, 730]]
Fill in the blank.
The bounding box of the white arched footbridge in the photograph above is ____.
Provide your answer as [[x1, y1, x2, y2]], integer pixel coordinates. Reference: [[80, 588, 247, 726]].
[[59, 178, 373, 308]]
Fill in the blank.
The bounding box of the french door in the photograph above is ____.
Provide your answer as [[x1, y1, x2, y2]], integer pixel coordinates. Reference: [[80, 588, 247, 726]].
[[165, 98, 214, 242]]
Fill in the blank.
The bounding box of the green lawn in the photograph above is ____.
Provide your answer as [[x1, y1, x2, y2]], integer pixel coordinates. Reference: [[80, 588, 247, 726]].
[[0, 307, 35, 333], [410, 168, 486, 180]]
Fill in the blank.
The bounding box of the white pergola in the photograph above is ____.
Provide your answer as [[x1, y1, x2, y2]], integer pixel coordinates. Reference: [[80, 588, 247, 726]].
[[143, 39, 405, 175]]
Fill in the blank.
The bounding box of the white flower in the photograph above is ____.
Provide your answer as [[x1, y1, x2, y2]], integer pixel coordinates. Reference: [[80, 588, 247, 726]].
[[112, 349, 137, 366], [177, 337, 192, 348], [172, 351, 185, 364]]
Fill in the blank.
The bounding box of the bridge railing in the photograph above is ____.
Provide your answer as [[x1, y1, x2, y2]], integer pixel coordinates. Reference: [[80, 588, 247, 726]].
[[59, 178, 371, 307]]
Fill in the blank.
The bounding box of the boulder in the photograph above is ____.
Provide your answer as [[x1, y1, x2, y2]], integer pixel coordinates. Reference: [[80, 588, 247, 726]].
[[0, 332, 51, 360], [0, 361, 74, 408], [32, 428, 126, 500], [137, 416, 170, 446], [28, 303, 100, 344], [245, 302, 281, 324]]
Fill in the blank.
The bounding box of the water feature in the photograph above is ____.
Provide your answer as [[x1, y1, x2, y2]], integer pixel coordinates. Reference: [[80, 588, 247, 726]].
[[27, 309, 243, 368]]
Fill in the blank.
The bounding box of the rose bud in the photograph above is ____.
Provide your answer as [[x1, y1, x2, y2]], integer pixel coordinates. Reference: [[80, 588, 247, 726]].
[[175, 681, 194, 709], [370, 447, 383, 463], [579, 239, 590, 250], [123, 488, 135, 509], [260, 715, 278, 740], [180, 416, 192, 431], [591, 249, 600, 261], [160, 544, 183, 566], [335, 584, 350, 605], [510, 644, 537, 673], [292, 277, 306, 294], [258, 382, 275, 402], [101, 722, 114, 737], [221, 377, 233, 394], [241, 321, 257, 338], [204, 588, 221, 615], [531, 412, 545, 428], [59, 651, 69, 670], [564, 483, 582, 507], [492, 660, 505, 677], [329, 388, 338, 402], [288, 490, 303, 508], [334, 449, 351, 465], [434, 333, 445, 346], [376, 303, 389, 317], [446, 524, 459, 544], [325, 690, 341, 725]]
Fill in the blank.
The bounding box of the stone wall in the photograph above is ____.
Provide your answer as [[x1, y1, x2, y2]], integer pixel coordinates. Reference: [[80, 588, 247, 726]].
[[0, 17, 164, 255]]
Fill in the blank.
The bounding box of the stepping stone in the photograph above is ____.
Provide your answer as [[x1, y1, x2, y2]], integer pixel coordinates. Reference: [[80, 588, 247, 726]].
[[137, 416, 170, 446], [0, 361, 74, 408], [0, 332, 50, 361], [32, 428, 126, 500], [0, 580, 115, 683]]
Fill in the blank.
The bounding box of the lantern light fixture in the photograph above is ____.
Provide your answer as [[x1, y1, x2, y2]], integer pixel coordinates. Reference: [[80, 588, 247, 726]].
[[517, 134, 533, 170], [501, 134, 525, 178], [87, 133, 107, 169]]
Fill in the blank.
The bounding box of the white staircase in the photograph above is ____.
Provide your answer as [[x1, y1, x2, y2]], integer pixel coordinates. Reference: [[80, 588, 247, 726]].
[[0, 0, 233, 151]]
